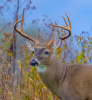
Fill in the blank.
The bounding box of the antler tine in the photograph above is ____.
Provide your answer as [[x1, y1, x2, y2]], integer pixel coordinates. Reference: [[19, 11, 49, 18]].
[[14, 9, 38, 43], [50, 13, 72, 40], [20, 8, 25, 31], [65, 12, 71, 28], [62, 16, 68, 27], [46, 33, 55, 47], [15, 15, 18, 23]]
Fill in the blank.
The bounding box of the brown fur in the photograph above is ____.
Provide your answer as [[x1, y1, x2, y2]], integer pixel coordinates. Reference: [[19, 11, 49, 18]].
[[32, 43, 92, 100]]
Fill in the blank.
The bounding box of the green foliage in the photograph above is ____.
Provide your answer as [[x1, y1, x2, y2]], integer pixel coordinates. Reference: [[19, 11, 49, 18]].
[[76, 51, 83, 63]]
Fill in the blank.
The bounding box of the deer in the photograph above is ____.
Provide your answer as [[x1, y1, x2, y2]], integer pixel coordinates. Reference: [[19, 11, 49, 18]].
[[14, 9, 92, 100]]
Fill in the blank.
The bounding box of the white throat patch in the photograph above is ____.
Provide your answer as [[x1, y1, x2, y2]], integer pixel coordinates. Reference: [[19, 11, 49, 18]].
[[36, 65, 47, 73]]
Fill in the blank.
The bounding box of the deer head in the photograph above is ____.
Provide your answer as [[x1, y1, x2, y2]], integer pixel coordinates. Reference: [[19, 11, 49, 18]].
[[14, 9, 71, 73]]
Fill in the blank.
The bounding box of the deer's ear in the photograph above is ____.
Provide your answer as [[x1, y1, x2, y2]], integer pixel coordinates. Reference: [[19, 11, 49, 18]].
[[53, 39, 62, 50], [25, 40, 34, 51]]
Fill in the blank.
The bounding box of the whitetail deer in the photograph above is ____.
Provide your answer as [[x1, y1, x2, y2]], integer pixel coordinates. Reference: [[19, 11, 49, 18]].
[[14, 9, 92, 100]]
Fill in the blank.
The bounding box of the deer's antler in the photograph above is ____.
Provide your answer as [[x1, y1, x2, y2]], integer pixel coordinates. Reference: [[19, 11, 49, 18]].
[[14, 9, 39, 43], [47, 13, 71, 46]]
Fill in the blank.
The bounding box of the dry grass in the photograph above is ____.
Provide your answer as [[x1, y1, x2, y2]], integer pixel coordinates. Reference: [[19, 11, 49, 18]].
[[0, 31, 92, 100]]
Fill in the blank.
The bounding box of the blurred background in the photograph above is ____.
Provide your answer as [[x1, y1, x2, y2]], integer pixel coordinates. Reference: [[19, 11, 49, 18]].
[[0, 0, 92, 100]]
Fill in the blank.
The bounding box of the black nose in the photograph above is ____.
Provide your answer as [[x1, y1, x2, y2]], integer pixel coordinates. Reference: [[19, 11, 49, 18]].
[[30, 58, 38, 66]]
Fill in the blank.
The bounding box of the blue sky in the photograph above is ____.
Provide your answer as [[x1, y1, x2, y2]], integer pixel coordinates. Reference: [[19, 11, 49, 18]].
[[32, 0, 92, 36], [0, 0, 92, 37]]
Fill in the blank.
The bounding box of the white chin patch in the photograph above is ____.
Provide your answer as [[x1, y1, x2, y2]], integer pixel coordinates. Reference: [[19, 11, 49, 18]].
[[36, 65, 47, 73]]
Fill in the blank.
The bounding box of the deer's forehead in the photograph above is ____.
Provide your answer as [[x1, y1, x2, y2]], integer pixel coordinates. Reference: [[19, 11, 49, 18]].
[[34, 46, 51, 51], [34, 43, 47, 49], [33, 43, 52, 51], [34, 47, 46, 51], [35, 43, 47, 47]]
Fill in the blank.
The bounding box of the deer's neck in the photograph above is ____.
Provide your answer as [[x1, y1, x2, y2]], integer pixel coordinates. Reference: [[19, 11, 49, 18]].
[[38, 54, 67, 94]]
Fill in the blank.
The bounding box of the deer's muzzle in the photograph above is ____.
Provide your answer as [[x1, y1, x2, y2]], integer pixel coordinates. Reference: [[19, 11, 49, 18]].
[[30, 58, 38, 66]]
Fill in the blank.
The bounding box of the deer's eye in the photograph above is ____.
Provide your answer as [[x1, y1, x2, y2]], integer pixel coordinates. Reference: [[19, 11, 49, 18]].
[[44, 51, 49, 54]]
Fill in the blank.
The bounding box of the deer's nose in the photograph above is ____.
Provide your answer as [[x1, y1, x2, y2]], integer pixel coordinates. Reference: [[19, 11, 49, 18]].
[[30, 58, 38, 66]]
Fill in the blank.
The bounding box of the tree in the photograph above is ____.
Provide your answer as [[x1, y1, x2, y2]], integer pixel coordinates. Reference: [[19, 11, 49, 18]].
[[0, 0, 36, 91]]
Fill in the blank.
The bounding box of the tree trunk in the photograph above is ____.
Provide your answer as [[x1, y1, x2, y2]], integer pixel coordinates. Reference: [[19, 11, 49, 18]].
[[9, 0, 20, 90]]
